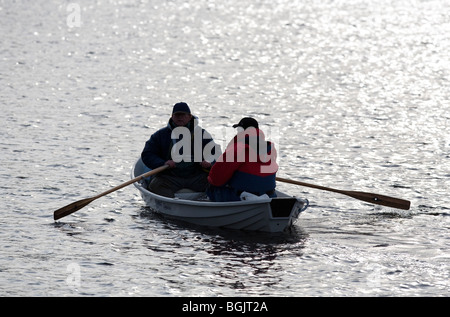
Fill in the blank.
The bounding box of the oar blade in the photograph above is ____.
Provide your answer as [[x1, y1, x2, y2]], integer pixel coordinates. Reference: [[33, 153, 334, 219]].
[[344, 191, 411, 210], [53, 197, 96, 221], [276, 176, 411, 210], [52, 164, 169, 221]]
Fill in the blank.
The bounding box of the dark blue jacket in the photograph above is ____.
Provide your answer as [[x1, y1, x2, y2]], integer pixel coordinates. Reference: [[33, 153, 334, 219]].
[[141, 117, 217, 178]]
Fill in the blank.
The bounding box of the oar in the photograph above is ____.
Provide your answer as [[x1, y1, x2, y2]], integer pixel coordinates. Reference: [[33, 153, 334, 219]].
[[53, 165, 169, 221], [276, 177, 410, 210]]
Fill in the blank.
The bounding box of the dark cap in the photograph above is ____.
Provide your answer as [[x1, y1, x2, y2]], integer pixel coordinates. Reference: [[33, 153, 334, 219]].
[[232, 117, 259, 129], [172, 102, 191, 114]]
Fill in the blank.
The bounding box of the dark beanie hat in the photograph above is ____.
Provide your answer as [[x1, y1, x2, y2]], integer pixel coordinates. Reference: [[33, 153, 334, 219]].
[[232, 117, 259, 129], [172, 102, 191, 114]]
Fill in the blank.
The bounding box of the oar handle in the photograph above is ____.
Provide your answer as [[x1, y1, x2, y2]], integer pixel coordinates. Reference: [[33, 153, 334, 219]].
[[93, 165, 168, 200], [276, 177, 342, 194], [276, 177, 411, 210]]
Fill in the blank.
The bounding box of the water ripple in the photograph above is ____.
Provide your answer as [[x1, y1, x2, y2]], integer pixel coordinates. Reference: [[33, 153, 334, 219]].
[[0, 0, 448, 297]]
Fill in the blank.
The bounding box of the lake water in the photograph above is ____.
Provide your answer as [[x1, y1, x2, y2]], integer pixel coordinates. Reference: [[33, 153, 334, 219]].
[[0, 0, 448, 297]]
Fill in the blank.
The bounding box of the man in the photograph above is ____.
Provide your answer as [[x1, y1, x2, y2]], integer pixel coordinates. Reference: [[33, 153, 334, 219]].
[[207, 117, 278, 201], [141, 102, 218, 197]]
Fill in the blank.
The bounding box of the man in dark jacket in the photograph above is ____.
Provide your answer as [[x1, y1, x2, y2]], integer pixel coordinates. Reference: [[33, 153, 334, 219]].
[[207, 117, 278, 201], [141, 102, 218, 197]]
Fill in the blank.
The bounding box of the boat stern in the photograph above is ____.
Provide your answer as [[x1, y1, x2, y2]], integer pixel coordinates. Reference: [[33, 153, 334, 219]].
[[267, 197, 309, 232]]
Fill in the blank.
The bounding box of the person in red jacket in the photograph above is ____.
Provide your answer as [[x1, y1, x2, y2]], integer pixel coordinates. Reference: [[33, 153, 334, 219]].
[[207, 117, 278, 201]]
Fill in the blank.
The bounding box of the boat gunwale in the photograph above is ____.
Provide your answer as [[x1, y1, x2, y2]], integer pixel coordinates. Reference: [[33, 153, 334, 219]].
[[130, 159, 283, 207], [131, 159, 307, 210], [133, 180, 273, 207]]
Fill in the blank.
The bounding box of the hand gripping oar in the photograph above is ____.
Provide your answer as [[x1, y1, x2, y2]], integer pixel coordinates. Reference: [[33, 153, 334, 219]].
[[53, 165, 169, 220], [276, 177, 410, 210]]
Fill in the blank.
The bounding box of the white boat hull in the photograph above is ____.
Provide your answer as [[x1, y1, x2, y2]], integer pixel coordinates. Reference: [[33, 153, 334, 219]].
[[131, 159, 308, 232]]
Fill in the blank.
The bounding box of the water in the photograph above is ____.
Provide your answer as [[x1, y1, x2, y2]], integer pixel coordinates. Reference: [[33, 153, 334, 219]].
[[0, 0, 449, 297]]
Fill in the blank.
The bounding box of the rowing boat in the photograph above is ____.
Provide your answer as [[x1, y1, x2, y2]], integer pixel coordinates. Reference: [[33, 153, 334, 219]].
[[131, 158, 309, 232]]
